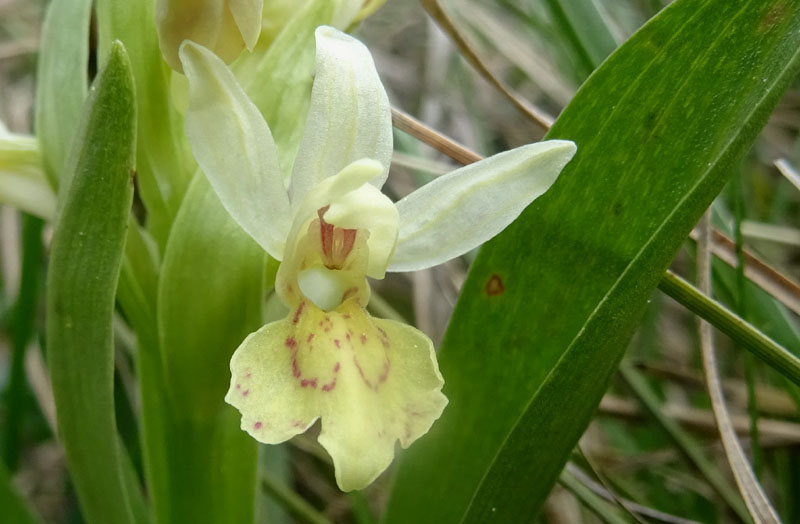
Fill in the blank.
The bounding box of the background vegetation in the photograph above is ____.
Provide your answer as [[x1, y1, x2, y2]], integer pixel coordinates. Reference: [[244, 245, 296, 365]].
[[2, 0, 800, 522]]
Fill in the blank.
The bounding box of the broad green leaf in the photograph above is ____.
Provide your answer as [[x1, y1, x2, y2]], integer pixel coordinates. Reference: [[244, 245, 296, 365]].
[[154, 173, 264, 523], [45, 42, 142, 524], [34, 0, 92, 186], [96, 0, 192, 248], [385, 1, 800, 522]]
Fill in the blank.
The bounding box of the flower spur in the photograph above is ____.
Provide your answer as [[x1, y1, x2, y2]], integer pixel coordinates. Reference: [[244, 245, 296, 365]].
[[180, 26, 576, 491]]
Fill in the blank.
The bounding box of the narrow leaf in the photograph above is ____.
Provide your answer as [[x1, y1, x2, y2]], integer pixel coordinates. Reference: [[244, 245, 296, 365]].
[[46, 42, 140, 524]]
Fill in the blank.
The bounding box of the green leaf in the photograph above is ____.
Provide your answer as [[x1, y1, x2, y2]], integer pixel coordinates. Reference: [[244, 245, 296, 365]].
[[152, 173, 264, 523], [34, 0, 92, 186], [45, 42, 142, 524], [385, 0, 800, 521]]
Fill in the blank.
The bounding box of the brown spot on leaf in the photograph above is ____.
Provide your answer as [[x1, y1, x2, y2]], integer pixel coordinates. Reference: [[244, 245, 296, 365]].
[[760, 1, 789, 33], [485, 274, 505, 296]]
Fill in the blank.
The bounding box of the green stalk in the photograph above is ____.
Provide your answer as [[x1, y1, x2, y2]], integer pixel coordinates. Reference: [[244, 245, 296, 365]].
[[658, 270, 800, 387]]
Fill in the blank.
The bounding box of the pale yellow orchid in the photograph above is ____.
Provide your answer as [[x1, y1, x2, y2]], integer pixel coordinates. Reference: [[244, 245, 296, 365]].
[[179, 26, 576, 491]]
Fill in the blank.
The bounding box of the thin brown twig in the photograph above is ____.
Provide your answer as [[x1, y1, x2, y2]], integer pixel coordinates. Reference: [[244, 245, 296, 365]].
[[598, 394, 800, 444], [419, 0, 555, 129], [688, 228, 800, 317], [391, 107, 482, 165]]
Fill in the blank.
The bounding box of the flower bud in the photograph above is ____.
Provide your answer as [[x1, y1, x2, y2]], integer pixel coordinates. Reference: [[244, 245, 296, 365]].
[[156, 0, 263, 72]]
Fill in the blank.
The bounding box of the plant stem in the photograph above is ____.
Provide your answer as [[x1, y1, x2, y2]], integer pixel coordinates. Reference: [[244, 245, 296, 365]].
[[658, 270, 800, 388]]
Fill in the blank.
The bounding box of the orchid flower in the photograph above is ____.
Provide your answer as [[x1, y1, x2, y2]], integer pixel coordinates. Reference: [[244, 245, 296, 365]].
[[179, 26, 576, 491]]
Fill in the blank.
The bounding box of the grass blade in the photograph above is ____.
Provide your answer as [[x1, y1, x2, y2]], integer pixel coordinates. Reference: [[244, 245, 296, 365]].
[[658, 271, 800, 387], [697, 211, 780, 522]]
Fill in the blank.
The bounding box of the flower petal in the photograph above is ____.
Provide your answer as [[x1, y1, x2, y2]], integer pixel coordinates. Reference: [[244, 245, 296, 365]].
[[225, 300, 447, 492], [181, 41, 291, 260], [225, 319, 320, 444], [289, 26, 393, 206], [317, 309, 447, 491], [388, 140, 577, 272], [227, 0, 263, 50]]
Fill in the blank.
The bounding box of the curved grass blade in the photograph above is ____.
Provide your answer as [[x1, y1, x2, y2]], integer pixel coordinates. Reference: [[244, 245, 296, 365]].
[[45, 42, 141, 524], [697, 212, 780, 523], [420, 0, 554, 129], [385, 1, 800, 521]]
